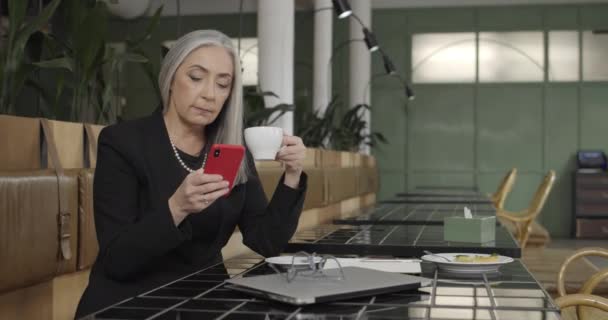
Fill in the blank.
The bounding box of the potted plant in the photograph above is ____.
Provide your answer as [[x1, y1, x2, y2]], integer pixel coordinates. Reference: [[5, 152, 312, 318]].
[[243, 87, 294, 127], [34, 0, 162, 124], [0, 0, 61, 115]]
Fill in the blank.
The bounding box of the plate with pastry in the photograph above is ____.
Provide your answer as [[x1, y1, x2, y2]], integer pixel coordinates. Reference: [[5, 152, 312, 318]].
[[420, 253, 514, 274]]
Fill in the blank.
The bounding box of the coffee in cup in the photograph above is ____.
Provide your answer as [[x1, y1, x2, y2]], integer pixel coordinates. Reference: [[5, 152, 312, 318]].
[[244, 126, 284, 160]]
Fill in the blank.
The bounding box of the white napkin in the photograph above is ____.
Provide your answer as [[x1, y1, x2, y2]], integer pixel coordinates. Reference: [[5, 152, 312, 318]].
[[464, 206, 473, 219]]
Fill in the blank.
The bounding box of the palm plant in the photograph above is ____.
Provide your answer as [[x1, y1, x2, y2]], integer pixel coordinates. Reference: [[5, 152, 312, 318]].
[[294, 96, 339, 148], [330, 103, 387, 151], [0, 0, 61, 115], [294, 98, 387, 151], [33, 0, 162, 123], [243, 87, 294, 127]]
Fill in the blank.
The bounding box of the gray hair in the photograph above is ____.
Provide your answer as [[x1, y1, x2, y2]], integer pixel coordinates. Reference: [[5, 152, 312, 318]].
[[159, 30, 250, 184]]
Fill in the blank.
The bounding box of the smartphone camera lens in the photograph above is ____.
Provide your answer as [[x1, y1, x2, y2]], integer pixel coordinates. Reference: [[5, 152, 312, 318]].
[[214, 149, 220, 157]]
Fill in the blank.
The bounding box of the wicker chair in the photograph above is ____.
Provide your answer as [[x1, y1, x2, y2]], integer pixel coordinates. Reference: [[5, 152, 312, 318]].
[[555, 247, 608, 320], [497, 170, 555, 248], [491, 168, 517, 210]]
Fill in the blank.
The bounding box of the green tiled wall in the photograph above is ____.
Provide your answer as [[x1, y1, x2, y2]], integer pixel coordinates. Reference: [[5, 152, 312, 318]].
[[369, 4, 608, 237]]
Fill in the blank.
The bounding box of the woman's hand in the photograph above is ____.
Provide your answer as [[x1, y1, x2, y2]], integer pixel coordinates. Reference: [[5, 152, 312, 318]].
[[276, 134, 306, 189], [168, 170, 229, 225]]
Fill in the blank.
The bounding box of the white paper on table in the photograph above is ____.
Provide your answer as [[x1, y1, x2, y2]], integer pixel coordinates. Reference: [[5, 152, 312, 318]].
[[322, 258, 422, 274]]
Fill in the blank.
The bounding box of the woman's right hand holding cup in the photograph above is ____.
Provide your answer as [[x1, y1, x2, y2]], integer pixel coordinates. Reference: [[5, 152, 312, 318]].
[[169, 170, 229, 225]]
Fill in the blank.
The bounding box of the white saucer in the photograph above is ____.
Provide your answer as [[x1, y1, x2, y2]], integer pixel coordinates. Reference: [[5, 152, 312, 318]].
[[421, 253, 514, 274], [265, 256, 323, 270]]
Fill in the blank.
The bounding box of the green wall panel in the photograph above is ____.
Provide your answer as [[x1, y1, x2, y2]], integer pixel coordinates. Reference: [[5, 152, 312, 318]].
[[372, 11, 409, 81], [545, 85, 578, 172], [409, 173, 476, 190], [542, 175, 572, 237], [371, 87, 407, 172], [409, 85, 475, 171], [580, 84, 608, 151], [379, 170, 406, 200], [579, 5, 608, 29], [406, 8, 475, 32], [544, 6, 579, 29], [477, 85, 543, 172], [544, 85, 579, 237], [477, 7, 543, 31]]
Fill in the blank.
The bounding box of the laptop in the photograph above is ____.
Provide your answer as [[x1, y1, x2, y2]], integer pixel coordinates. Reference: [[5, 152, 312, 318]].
[[224, 266, 430, 305]]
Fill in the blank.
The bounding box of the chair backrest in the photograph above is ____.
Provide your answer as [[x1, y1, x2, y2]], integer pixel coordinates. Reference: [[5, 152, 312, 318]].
[[527, 170, 556, 217], [493, 168, 517, 209], [500, 170, 556, 248]]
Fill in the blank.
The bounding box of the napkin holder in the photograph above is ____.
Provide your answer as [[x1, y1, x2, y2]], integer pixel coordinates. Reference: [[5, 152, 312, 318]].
[[443, 215, 496, 243]]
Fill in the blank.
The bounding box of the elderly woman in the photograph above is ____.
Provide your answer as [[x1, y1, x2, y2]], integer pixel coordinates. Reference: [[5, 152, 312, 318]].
[[76, 30, 307, 317]]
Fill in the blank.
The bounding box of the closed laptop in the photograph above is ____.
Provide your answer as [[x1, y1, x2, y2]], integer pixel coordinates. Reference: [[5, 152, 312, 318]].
[[225, 266, 430, 305]]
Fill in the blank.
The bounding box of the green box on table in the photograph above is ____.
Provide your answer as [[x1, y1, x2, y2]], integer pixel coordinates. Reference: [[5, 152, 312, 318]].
[[443, 216, 496, 243]]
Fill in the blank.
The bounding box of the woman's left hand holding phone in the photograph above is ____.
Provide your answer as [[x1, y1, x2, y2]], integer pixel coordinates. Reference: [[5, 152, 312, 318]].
[[168, 170, 230, 226]]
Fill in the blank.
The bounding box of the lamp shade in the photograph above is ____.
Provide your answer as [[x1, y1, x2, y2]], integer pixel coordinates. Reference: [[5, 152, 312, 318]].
[[363, 28, 379, 52], [382, 54, 396, 75], [102, 0, 150, 19], [405, 84, 415, 101], [332, 0, 352, 19]]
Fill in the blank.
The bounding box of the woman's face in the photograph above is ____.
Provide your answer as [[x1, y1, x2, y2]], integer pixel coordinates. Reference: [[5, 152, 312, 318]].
[[169, 45, 234, 127]]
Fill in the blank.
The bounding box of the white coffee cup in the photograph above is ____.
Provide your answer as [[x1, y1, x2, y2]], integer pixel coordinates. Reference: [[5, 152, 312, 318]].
[[244, 126, 284, 160]]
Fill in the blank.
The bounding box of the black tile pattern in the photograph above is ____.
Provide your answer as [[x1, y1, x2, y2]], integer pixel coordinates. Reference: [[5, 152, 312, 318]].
[[334, 203, 497, 226], [286, 223, 521, 258], [396, 190, 483, 197], [81, 257, 560, 320], [388, 194, 493, 204]]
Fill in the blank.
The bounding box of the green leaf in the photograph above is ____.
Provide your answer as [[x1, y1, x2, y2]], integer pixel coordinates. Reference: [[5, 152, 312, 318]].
[[7, 0, 28, 45], [25, 78, 55, 118], [14, 0, 61, 58], [1, 0, 61, 113], [74, 2, 107, 80], [122, 53, 148, 63], [245, 103, 294, 127], [53, 73, 66, 114], [33, 57, 74, 71], [248, 90, 280, 98]]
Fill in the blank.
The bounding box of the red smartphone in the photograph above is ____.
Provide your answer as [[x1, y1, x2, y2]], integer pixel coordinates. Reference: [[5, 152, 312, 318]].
[[203, 144, 245, 195]]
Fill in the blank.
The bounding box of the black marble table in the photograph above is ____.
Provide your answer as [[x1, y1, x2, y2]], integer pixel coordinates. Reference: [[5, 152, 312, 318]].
[[334, 203, 497, 226], [386, 195, 493, 205], [396, 190, 486, 198], [285, 223, 521, 258], [80, 255, 560, 319]]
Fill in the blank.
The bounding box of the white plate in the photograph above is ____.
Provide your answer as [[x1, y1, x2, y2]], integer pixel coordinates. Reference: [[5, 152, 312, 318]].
[[265, 256, 323, 270], [420, 253, 514, 274]]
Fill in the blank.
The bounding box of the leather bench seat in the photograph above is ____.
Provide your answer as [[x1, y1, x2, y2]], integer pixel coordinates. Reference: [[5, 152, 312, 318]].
[[0, 170, 79, 294], [78, 169, 98, 270]]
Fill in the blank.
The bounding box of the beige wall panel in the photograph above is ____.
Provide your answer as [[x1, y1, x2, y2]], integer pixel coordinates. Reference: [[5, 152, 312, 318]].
[[86, 124, 104, 168], [0, 281, 53, 320], [0, 115, 40, 170], [53, 270, 89, 320], [303, 148, 322, 168], [46, 120, 84, 169]]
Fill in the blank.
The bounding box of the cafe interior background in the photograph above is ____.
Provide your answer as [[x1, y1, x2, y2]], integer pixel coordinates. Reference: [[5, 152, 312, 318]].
[[1, 0, 608, 319]]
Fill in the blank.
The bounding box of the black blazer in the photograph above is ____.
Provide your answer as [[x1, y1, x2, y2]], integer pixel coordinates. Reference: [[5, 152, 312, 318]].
[[75, 112, 306, 318]]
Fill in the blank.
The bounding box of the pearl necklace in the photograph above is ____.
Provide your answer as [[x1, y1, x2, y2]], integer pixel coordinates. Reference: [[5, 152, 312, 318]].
[[169, 138, 207, 173]]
